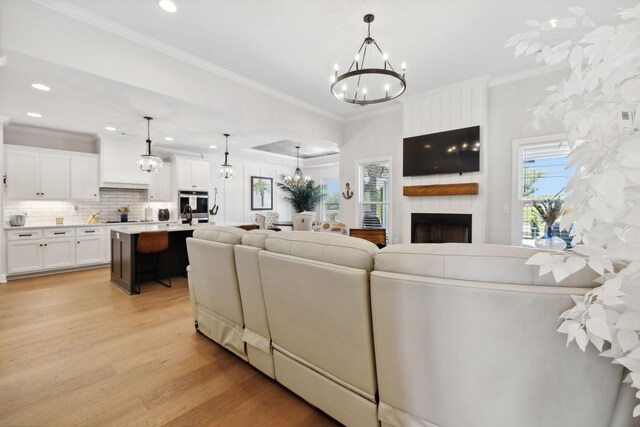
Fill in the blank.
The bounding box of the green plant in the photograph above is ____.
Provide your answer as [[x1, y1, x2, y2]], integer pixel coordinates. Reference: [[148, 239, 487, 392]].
[[532, 198, 563, 227], [277, 179, 325, 213], [117, 206, 129, 214]]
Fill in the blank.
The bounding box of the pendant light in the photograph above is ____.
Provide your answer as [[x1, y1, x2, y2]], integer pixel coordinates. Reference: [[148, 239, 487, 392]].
[[138, 116, 163, 173], [220, 133, 236, 180], [284, 146, 310, 187]]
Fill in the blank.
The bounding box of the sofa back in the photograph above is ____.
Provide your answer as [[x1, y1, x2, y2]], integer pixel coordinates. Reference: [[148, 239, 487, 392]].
[[371, 243, 622, 427]]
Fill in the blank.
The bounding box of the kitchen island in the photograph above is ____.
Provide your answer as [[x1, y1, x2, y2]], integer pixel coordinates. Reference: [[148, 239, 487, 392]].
[[110, 224, 196, 294]]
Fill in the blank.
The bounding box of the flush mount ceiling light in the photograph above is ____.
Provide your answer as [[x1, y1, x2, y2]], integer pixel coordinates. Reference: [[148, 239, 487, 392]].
[[331, 14, 406, 106], [105, 126, 117, 131], [164, 136, 174, 141], [220, 133, 236, 180], [284, 146, 310, 187], [31, 83, 51, 91], [27, 112, 42, 118], [209, 145, 217, 149], [158, 0, 177, 13], [138, 116, 163, 173]]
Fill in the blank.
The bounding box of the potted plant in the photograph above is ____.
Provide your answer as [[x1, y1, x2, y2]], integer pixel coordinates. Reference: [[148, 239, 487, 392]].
[[532, 198, 565, 249], [117, 206, 129, 222], [277, 179, 325, 213]]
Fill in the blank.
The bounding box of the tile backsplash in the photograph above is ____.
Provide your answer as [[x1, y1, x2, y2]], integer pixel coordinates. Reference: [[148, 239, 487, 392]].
[[4, 188, 176, 226]]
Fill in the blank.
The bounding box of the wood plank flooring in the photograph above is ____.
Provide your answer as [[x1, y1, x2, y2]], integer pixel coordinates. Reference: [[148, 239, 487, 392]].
[[0, 268, 339, 426]]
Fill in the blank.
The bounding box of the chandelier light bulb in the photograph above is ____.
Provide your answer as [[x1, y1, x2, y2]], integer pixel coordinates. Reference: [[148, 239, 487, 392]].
[[334, 63, 339, 71], [341, 84, 347, 92], [330, 76, 336, 83], [355, 53, 360, 62], [383, 53, 389, 61]]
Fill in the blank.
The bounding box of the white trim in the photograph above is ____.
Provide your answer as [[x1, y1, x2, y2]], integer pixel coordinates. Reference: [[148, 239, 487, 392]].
[[0, 114, 10, 125], [510, 133, 566, 246], [0, 56, 6, 67], [31, 0, 342, 123], [0, 274, 6, 284], [490, 63, 569, 87], [343, 104, 402, 124], [399, 75, 491, 104], [356, 156, 392, 241], [6, 122, 97, 143]]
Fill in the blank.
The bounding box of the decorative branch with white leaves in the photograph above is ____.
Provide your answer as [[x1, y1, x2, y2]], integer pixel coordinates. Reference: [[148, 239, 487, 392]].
[[509, 3, 640, 417]]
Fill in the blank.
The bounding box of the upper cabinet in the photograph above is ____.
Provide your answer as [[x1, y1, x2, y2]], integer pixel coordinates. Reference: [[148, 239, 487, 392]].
[[148, 162, 172, 202], [5, 148, 70, 200], [175, 157, 210, 191], [100, 139, 151, 188], [70, 155, 100, 201]]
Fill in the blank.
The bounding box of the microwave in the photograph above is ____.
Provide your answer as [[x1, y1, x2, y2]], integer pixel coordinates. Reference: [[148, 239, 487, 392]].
[[179, 191, 209, 222]]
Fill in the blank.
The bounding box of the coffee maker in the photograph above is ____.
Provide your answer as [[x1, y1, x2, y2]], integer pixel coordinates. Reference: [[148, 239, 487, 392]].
[[158, 209, 170, 221]]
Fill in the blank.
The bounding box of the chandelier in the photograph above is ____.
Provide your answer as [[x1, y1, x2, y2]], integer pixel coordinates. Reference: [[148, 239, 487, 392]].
[[331, 14, 406, 105], [284, 146, 310, 187], [220, 133, 236, 180], [138, 116, 163, 173]]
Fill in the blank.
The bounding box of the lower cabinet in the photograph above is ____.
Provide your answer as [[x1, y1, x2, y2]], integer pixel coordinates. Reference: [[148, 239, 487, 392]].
[[76, 236, 104, 265], [43, 238, 75, 269], [7, 240, 44, 274]]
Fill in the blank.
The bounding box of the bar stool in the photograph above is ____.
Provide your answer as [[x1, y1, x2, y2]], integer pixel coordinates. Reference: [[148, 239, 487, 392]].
[[136, 231, 171, 288]]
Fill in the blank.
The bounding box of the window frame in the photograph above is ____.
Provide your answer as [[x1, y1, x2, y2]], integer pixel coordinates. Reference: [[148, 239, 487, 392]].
[[510, 133, 566, 246], [356, 157, 392, 241], [320, 176, 340, 221]]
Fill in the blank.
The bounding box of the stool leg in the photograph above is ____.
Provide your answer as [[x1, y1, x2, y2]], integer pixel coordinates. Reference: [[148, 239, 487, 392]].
[[155, 252, 171, 288]]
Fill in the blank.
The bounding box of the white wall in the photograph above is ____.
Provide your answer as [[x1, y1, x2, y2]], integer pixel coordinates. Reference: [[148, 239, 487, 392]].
[[0, 114, 8, 282], [486, 69, 566, 244], [341, 109, 403, 243], [401, 78, 488, 244]]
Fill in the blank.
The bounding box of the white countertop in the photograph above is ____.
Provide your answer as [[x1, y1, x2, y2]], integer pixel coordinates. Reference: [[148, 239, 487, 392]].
[[109, 224, 197, 234], [4, 221, 170, 231]]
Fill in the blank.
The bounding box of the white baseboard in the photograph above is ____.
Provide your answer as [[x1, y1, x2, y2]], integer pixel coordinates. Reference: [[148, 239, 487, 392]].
[[0, 274, 7, 284]]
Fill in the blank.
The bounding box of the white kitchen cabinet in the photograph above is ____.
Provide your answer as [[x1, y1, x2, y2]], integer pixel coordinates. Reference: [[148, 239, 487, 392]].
[[76, 236, 104, 265], [7, 240, 44, 274], [43, 238, 75, 269], [175, 158, 210, 191], [100, 139, 151, 187], [39, 153, 70, 200], [103, 233, 112, 263], [71, 155, 100, 201], [149, 163, 172, 201], [5, 150, 40, 199], [5, 147, 70, 200]]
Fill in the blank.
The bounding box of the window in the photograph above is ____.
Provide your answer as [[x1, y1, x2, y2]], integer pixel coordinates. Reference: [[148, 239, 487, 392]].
[[322, 177, 340, 221], [359, 161, 391, 238], [512, 136, 573, 247]]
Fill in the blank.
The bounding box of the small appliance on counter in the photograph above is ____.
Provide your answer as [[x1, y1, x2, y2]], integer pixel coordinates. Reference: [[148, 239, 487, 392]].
[[9, 214, 26, 227], [145, 207, 153, 222], [158, 208, 170, 221]]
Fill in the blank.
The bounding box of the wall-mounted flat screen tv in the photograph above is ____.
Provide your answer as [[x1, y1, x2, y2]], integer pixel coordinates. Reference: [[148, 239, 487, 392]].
[[403, 126, 480, 177]]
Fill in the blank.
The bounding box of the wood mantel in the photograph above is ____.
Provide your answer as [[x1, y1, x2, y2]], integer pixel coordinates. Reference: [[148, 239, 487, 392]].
[[403, 183, 479, 197]]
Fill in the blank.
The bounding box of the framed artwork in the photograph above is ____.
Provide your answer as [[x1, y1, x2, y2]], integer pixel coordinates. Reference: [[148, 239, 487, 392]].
[[251, 176, 273, 211]]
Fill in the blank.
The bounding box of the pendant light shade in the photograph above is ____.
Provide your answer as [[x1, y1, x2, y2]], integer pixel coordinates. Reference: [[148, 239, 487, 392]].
[[284, 146, 310, 187], [138, 116, 163, 173], [220, 133, 236, 180]]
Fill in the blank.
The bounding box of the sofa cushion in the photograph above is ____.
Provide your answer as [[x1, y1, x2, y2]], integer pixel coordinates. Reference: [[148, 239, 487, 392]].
[[192, 225, 246, 244], [265, 231, 378, 272], [242, 229, 277, 249], [374, 243, 598, 287]]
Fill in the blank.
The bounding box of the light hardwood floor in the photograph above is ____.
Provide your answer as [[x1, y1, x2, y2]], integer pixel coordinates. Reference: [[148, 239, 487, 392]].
[[0, 268, 339, 426]]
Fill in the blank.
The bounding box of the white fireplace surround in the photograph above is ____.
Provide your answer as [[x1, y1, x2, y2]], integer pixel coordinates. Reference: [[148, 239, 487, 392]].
[[400, 77, 488, 244]]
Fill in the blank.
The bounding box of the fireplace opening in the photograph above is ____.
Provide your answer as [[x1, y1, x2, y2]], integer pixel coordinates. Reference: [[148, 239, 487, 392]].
[[411, 213, 472, 243]]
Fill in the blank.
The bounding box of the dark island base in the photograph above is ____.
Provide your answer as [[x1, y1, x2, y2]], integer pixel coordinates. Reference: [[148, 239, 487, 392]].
[[110, 229, 193, 295]]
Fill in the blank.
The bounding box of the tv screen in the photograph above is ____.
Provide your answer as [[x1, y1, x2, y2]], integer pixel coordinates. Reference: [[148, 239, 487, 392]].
[[403, 126, 480, 177]]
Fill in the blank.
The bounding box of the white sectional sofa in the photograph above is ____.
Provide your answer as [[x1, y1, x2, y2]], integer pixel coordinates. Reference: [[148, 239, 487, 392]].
[[186, 226, 637, 427]]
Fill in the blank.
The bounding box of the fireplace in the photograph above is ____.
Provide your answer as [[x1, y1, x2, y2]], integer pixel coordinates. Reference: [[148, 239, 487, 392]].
[[411, 213, 472, 243]]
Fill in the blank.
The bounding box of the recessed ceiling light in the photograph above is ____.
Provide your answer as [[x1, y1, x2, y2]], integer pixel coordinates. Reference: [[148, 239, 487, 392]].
[[209, 145, 217, 149], [164, 137, 174, 141], [31, 83, 51, 91], [27, 112, 42, 118], [105, 126, 117, 131], [158, 0, 177, 13]]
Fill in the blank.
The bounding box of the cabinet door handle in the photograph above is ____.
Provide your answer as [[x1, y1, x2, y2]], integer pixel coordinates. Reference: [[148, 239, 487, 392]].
[[84, 230, 96, 233], [39, 244, 43, 247], [54, 232, 65, 235], [18, 233, 32, 237], [44, 243, 48, 246], [77, 241, 80, 244]]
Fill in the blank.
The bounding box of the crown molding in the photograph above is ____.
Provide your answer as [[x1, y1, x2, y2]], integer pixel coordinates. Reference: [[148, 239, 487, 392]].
[[31, 0, 343, 123], [489, 62, 569, 87], [343, 104, 403, 124]]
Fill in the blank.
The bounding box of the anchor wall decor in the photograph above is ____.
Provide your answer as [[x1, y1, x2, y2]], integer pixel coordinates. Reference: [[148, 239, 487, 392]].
[[342, 183, 354, 200]]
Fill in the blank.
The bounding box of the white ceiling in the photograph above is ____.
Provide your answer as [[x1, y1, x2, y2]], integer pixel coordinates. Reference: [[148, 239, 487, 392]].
[[0, 0, 635, 158], [55, 0, 636, 117]]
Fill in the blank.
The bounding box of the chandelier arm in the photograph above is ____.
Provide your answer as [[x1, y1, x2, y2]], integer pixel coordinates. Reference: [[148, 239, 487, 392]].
[[353, 43, 370, 100], [372, 40, 397, 73], [347, 39, 367, 73]]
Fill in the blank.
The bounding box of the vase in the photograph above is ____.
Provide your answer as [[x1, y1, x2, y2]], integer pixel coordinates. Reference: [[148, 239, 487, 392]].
[[534, 225, 566, 250], [120, 214, 128, 222]]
